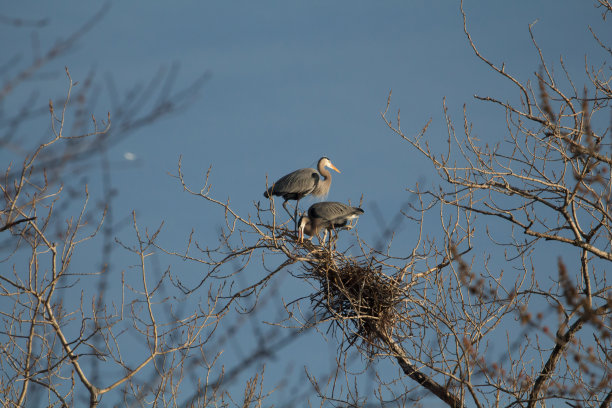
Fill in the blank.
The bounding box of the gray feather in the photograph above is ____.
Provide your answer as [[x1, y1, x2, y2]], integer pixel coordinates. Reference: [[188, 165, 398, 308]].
[[263, 168, 319, 200], [308, 202, 364, 228]]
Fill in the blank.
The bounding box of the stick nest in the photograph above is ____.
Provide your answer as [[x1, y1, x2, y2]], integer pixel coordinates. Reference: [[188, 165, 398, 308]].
[[303, 249, 405, 351]]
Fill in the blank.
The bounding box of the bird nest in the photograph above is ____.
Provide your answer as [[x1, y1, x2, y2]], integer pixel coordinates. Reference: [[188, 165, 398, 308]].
[[302, 249, 404, 352]]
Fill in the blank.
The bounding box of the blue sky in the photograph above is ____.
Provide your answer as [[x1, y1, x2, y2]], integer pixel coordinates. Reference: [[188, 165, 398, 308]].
[[1, 1, 609, 406]]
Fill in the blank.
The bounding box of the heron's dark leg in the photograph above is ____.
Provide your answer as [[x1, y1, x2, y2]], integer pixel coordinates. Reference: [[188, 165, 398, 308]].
[[282, 200, 293, 222], [293, 199, 299, 233]]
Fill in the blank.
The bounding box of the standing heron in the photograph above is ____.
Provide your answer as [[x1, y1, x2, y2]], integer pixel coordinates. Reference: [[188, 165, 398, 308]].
[[263, 157, 340, 229], [298, 201, 364, 244]]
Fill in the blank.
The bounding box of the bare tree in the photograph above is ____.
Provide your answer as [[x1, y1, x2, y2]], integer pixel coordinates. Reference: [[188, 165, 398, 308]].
[[0, 9, 301, 408], [168, 1, 611, 407], [2, 1, 610, 407], [377, 1, 612, 406]]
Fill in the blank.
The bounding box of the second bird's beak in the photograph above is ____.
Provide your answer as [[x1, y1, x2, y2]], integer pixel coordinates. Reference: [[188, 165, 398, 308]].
[[298, 228, 303, 243], [329, 163, 341, 173]]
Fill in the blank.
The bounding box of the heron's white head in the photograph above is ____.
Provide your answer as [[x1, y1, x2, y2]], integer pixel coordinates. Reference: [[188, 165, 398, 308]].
[[320, 157, 341, 174]]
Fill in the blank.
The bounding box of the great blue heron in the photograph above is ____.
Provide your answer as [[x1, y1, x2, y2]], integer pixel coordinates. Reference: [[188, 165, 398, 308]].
[[263, 157, 340, 229], [298, 201, 364, 244]]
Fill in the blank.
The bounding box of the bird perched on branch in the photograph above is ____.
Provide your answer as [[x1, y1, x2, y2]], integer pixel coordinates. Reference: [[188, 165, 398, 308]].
[[263, 157, 340, 230], [298, 201, 364, 244]]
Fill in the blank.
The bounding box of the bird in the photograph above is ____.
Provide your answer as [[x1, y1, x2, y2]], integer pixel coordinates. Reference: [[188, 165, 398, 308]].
[[298, 201, 364, 244], [263, 157, 340, 230]]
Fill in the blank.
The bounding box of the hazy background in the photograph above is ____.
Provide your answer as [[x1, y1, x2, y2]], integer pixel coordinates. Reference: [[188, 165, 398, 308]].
[[1, 1, 608, 406]]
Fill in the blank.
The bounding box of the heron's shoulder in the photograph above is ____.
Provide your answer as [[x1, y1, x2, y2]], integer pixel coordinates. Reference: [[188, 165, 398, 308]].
[[282, 167, 317, 177], [324, 203, 363, 214], [268, 168, 317, 193], [308, 201, 346, 215], [280, 168, 318, 182]]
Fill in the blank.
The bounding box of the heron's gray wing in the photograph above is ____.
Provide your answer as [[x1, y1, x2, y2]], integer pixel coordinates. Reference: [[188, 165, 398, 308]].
[[271, 168, 319, 194], [308, 202, 347, 220]]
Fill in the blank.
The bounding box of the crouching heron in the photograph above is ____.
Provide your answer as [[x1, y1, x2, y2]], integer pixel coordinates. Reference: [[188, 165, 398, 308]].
[[298, 201, 364, 244]]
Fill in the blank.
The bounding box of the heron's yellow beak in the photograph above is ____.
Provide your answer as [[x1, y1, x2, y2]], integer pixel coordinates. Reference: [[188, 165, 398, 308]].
[[298, 227, 304, 243], [328, 163, 341, 173]]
